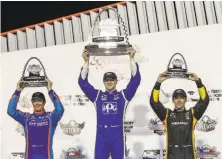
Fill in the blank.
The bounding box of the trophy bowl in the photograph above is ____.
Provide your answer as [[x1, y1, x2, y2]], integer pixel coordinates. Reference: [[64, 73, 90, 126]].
[[85, 8, 132, 56], [164, 53, 190, 78], [20, 57, 48, 88]]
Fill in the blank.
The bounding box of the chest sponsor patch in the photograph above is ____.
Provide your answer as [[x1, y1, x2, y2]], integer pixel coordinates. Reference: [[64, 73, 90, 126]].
[[171, 122, 189, 125], [102, 102, 118, 114], [28, 115, 49, 127]]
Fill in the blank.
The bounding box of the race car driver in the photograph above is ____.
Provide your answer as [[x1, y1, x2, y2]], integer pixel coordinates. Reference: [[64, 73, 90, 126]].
[[7, 79, 64, 159], [150, 72, 210, 159], [78, 48, 141, 159]]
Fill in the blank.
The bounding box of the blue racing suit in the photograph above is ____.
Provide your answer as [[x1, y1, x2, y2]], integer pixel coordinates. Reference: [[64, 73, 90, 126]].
[[7, 89, 64, 159], [78, 63, 141, 159]]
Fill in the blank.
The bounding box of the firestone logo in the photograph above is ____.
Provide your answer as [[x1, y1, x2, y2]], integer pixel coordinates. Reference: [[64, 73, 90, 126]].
[[148, 118, 165, 135], [196, 115, 217, 132], [60, 120, 85, 136], [60, 148, 86, 159], [196, 145, 221, 158]]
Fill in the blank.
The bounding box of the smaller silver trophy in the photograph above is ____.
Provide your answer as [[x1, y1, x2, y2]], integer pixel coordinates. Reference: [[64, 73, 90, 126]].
[[164, 53, 190, 78], [20, 57, 48, 88], [85, 8, 132, 56]]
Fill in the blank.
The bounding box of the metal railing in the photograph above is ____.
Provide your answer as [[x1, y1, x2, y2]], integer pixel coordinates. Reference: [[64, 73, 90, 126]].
[[1, 1, 222, 53]]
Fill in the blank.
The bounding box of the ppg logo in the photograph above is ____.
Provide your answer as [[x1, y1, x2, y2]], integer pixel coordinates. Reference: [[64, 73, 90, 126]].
[[102, 102, 118, 114]]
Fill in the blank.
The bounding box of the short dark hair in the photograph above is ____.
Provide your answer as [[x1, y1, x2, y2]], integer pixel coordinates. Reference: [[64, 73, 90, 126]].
[[103, 72, 117, 81], [172, 89, 187, 99], [31, 92, 46, 102]]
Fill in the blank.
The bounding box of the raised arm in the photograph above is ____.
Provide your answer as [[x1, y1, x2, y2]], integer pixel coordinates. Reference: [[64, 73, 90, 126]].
[[7, 81, 29, 126], [123, 48, 141, 101], [149, 72, 168, 122], [48, 90, 64, 125], [188, 73, 210, 120], [46, 79, 64, 125], [78, 49, 99, 103]]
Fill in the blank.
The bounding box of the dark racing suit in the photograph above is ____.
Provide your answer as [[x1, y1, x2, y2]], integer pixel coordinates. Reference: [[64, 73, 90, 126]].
[[150, 79, 209, 159], [78, 64, 141, 159], [7, 90, 64, 159]]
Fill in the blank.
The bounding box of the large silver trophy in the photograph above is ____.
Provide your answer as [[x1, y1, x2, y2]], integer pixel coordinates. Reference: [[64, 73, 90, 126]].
[[164, 53, 190, 78], [20, 57, 48, 88], [85, 8, 132, 56]]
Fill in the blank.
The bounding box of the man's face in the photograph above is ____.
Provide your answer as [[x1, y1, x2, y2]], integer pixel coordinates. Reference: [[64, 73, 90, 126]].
[[32, 99, 45, 112], [104, 79, 117, 91], [173, 96, 187, 110]]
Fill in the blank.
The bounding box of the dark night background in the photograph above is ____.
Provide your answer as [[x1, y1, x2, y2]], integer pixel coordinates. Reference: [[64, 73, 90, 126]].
[[1, 1, 119, 33]]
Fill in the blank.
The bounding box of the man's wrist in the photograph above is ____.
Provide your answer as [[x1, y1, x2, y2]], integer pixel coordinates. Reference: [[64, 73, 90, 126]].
[[195, 78, 203, 88], [154, 81, 161, 90], [48, 89, 54, 95], [15, 89, 21, 96], [157, 80, 162, 83]]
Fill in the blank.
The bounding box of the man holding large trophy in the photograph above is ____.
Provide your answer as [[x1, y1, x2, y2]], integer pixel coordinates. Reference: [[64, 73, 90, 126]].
[[79, 8, 141, 159], [7, 57, 64, 159], [150, 53, 210, 159]]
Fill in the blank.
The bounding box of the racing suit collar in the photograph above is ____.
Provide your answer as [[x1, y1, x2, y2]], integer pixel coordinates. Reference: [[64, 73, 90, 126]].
[[105, 89, 117, 94], [174, 107, 186, 113], [33, 111, 47, 115]]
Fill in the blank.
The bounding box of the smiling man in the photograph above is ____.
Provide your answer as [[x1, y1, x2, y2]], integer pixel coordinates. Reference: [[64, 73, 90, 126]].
[[150, 72, 210, 159], [78, 48, 141, 159], [7, 79, 64, 159]]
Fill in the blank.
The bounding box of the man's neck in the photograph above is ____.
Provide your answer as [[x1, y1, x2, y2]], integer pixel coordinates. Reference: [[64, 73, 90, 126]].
[[106, 89, 116, 93], [34, 110, 45, 114]]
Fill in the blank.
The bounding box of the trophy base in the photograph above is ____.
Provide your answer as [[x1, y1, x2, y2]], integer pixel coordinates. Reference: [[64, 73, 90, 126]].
[[85, 44, 132, 56], [20, 82, 48, 88], [164, 72, 190, 78], [20, 76, 48, 88]]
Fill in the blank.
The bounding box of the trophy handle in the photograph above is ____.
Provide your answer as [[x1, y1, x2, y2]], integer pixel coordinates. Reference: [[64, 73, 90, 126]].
[[89, 7, 130, 46], [167, 53, 188, 71], [20, 57, 48, 80]]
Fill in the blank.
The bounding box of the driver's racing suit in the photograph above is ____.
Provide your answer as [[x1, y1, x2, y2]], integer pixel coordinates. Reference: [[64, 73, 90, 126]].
[[78, 60, 141, 159], [8, 89, 64, 159], [150, 79, 209, 159]]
